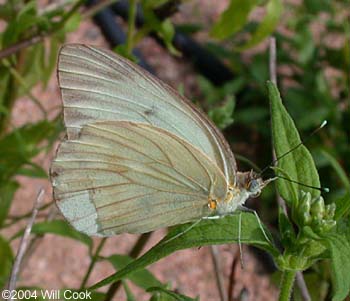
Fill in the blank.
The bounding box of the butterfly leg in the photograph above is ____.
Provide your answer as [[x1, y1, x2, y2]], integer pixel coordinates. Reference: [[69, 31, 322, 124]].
[[238, 205, 272, 245], [238, 211, 245, 268], [159, 218, 203, 246], [202, 215, 221, 220]]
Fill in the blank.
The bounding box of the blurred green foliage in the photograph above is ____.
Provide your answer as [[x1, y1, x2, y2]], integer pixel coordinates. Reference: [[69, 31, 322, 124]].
[[0, 1, 349, 301]]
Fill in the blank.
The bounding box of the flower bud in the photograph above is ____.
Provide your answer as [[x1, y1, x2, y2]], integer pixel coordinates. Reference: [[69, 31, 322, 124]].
[[310, 196, 325, 220]]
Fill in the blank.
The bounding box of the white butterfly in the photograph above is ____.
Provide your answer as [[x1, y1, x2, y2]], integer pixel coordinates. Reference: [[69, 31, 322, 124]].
[[51, 44, 271, 236]]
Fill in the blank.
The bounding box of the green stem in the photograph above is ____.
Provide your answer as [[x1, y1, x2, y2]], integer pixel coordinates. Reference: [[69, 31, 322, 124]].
[[80, 238, 107, 289], [279, 270, 296, 301], [126, 0, 137, 55]]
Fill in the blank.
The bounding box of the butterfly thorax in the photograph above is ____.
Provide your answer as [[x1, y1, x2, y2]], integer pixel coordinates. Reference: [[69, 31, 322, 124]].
[[208, 171, 272, 216]]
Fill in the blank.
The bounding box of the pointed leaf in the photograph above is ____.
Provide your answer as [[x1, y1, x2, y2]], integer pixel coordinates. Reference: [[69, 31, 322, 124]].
[[325, 233, 350, 301], [210, 0, 258, 40], [237, 0, 283, 50], [90, 214, 278, 289], [107, 255, 162, 289], [268, 81, 320, 204], [334, 193, 350, 221]]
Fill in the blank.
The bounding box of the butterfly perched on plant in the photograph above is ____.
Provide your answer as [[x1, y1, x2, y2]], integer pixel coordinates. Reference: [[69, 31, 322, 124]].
[[50, 44, 272, 236]]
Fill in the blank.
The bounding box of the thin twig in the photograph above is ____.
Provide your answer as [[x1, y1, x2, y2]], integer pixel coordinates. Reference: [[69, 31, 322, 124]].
[[269, 37, 311, 301], [7, 189, 44, 296], [269, 37, 277, 85], [296, 271, 311, 301], [20, 206, 58, 270], [210, 245, 228, 301], [228, 248, 239, 301]]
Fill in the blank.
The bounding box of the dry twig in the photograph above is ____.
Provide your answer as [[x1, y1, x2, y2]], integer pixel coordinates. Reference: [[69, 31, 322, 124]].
[[210, 245, 228, 301], [7, 189, 45, 297]]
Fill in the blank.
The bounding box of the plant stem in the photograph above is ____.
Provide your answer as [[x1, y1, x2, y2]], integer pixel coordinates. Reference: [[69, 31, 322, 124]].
[[80, 238, 107, 289], [126, 0, 137, 55], [279, 270, 296, 301]]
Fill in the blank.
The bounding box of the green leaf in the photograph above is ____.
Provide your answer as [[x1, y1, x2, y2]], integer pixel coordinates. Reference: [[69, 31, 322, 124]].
[[159, 19, 180, 56], [320, 149, 350, 192], [334, 193, 350, 221], [107, 255, 162, 289], [0, 68, 11, 108], [123, 281, 136, 301], [12, 220, 92, 249], [271, 166, 298, 203], [147, 287, 198, 301], [0, 180, 19, 227], [17, 44, 46, 96], [278, 207, 296, 248], [62, 12, 81, 33], [325, 233, 350, 301], [210, 0, 258, 40], [90, 214, 278, 289], [0, 235, 13, 289], [208, 96, 235, 129], [42, 36, 61, 86], [268, 81, 320, 204], [0, 120, 56, 182], [236, 0, 283, 50]]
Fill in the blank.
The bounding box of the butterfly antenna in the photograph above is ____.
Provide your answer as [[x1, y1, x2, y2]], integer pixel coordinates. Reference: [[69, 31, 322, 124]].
[[260, 120, 327, 176], [276, 175, 330, 193]]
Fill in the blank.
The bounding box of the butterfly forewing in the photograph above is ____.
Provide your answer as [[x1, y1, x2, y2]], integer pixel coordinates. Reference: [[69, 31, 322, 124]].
[[51, 122, 228, 236], [58, 44, 236, 183]]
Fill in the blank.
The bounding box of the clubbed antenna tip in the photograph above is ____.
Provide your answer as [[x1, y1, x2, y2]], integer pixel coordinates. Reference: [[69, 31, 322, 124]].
[[320, 120, 328, 129]]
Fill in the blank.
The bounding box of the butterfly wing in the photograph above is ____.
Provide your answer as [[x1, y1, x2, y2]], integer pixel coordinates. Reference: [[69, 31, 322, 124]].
[[51, 121, 227, 236], [58, 44, 236, 183]]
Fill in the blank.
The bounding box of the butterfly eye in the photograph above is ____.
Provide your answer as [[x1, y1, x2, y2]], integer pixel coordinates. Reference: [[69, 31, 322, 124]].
[[249, 179, 259, 191]]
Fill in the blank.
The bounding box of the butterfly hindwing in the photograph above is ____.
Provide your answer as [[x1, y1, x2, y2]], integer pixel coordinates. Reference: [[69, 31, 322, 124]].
[[51, 121, 228, 236]]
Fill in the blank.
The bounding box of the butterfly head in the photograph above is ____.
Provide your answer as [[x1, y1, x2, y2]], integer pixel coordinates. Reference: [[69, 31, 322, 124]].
[[237, 170, 275, 198]]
